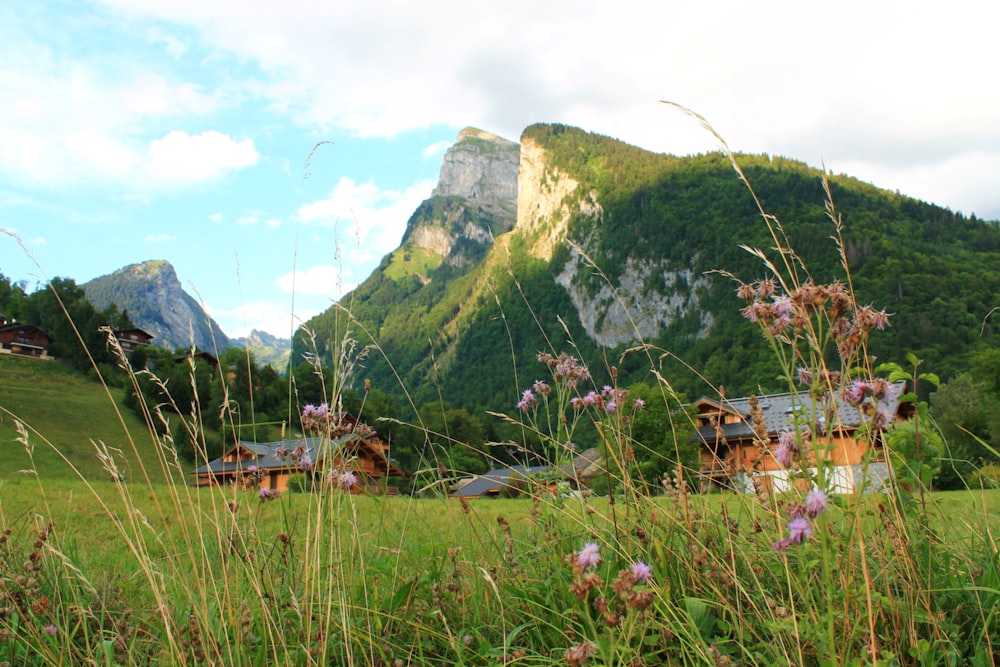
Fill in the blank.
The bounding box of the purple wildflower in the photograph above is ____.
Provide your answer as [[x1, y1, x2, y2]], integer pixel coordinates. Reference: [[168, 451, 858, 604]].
[[532, 379, 551, 396], [787, 517, 812, 545], [583, 391, 598, 406], [630, 561, 652, 584], [564, 441, 577, 452], [757, 279, 776, 298], [773, 294, 794, 318], [577, 542, 602, 569], [259, 486, 274, 501], [632, 398, 646, 410], [605, 401, 617, 414], [601, 385, 614, 396], [570, 396, 584, 410], [299, 454, 313, 471], [42, 625, 57, 636], [303, 404, 318, 417], [246, 464, 257, 474], [804, 490, 829, 518], [338, 470, 358, 489], [796, 366, 813, 386], [872, 408, 892, 430], [843, 380, 872, 405], [775, 431, 798, 468]]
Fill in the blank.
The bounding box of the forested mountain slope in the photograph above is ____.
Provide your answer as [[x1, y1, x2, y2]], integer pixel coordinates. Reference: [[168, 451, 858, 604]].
[[296, 124, 1000, 417]]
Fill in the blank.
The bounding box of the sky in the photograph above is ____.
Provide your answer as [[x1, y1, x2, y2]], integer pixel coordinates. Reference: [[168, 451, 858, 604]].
[[2, 0, 997, 340]]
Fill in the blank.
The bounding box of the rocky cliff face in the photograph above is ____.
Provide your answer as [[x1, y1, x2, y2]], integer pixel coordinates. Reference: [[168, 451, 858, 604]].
[[83, 260, 231, 353], [401, 128, 519, 268], [513, 136, 712, 346], [431, 128, 520, 224]]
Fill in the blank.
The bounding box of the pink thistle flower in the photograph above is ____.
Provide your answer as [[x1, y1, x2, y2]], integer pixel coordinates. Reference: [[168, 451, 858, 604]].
[[757, 278, 777, 298], [519, 389, 537, 410], [773, 294, 794, 318], [303, 404, 318, 417], [577, 542, 602, 569], [787, 517, 813, 544], [605, 401, 617, 414], [630, 561, 652, 584], [338, 470, 358, 489], [582, 391, 598, 406], [796, 366, 813, 386], [532, 379, 551, 396], [843, 380, 872, 405], [805, 490, 829, 518], [299, 454, 313, 471], [601, 385, 614, 396], [42, 625, 57, 636], [259, 486, 275, 501], [246, 464, 257, 474], [570, 396, 584, 410], [564, 641, 597, 667], [775, 431, 798, 467], [737, 283, 756, 301], [872, 408, 892, 430], [632, 398, 646, 410], [564, 441, 577, 452]]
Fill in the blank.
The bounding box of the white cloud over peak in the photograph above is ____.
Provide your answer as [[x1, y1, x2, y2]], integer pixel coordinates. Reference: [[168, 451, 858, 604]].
[[297, 176, 435, 259], [145, 130, 259, 184]]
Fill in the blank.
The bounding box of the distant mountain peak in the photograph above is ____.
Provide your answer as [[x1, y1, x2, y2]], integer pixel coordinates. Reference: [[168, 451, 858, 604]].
[[83, 260, 231, 352]]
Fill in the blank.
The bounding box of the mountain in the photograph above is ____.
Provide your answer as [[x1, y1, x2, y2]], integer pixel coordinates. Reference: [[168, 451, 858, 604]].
[[296, 124, 1000, 415], [83, 260, 232, 353], [231, 329, 292, 371]]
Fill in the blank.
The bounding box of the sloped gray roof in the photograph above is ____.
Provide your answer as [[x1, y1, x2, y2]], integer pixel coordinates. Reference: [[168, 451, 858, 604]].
[[692, 382, 905, 445], [451, 465, 549, 498]]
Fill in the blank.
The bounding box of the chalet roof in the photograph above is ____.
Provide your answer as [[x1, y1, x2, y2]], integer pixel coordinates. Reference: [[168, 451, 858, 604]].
[[556, 447, 603, 479], [192, 434, 407, 478], [691, 382, 906, 445], [114, 327, 155, 340], [451, 465, 550, 498]]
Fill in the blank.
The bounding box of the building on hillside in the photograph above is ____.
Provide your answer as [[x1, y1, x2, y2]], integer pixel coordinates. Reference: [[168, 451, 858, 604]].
[[0, 322, 53, 360], [175, 350, 219, 367], [692, 383, 908, 494], [451, 448, 603, 498], [192, 427, 408, 494], [113, 328, 155, 353]]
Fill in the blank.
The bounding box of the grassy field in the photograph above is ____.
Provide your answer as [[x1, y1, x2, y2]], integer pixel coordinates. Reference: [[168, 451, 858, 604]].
[[0, 355, 172, 484]]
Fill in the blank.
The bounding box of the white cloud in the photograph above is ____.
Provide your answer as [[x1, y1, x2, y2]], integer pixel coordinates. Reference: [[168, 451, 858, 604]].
[[89, 0, 998, 218], [29, 237, 47, 246], [276, 265, 349, 297], [209, 212, 223, 222], [145, 130, 259, 184], [297, 176, 435, 261], [145, 233, 175, 243], [421, 140, 452, 161], [234, 209, 264, 225], [209, 297, 327, 339]]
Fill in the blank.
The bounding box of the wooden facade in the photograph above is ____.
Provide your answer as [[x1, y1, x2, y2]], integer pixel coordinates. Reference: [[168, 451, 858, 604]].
[[113, 328, 155, 353], [192, 424, 407, 494], [693, 384, 906, 494], [0, 323, 53, 359]]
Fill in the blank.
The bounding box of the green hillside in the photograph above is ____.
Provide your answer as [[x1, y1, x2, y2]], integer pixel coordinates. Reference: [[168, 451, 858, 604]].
[[0, 355, 175, 484], [296, 125, 1000, 424]]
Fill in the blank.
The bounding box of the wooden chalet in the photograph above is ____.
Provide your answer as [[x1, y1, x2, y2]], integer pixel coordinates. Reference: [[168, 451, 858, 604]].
[[113, 328, 155, 353], [692, 383, 907, 494], [192, 429, 408, 494], [0, 322, 53, 360]]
